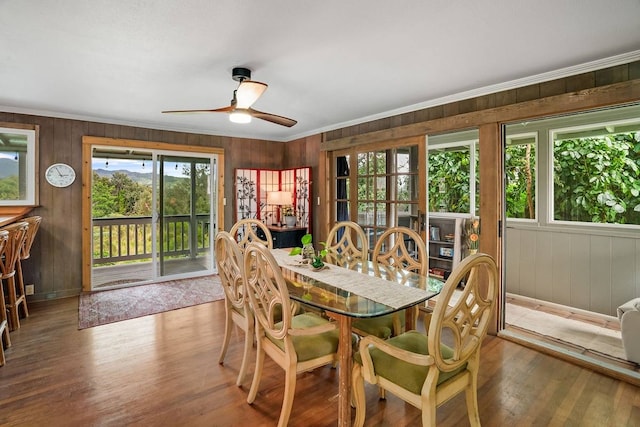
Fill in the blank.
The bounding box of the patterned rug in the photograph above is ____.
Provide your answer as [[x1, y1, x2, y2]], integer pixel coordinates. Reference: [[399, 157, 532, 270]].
[[78, 275, 225, 329]]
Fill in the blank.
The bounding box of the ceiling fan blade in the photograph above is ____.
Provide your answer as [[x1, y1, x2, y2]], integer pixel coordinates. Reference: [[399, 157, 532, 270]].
[[249, 108, 297, 127], [235, 81, 267, 109], [162, 105, 234, 114]]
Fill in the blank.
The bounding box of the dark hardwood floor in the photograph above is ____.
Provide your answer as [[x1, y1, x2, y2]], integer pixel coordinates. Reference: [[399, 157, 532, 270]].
[[1, 297, 640, 426]]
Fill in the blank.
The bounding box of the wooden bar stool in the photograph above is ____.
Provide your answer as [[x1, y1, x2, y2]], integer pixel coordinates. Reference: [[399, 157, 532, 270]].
[[0, 222, 28, 331], [0, 230, 11, 366], [14, 216, 42, 322]]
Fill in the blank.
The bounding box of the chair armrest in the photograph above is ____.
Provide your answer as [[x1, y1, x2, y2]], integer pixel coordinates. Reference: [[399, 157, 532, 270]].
[[358, 335, 435, 384]]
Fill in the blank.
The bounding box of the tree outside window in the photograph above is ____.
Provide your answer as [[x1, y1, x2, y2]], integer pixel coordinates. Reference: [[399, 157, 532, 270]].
[[505, 133, 537, 220], [553, 130, 640, 225]]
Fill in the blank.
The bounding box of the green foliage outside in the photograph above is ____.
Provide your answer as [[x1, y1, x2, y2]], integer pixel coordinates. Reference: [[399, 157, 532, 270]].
[[428, 149, 471, 213], [0, 175, 19, 200], [506, 144, 536, 219], [92, 165, 212, 263], [427, 131, 640, 226], [554, 132, 640, 225]]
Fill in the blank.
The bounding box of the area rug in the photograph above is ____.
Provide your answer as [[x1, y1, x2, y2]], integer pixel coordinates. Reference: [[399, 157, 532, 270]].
[[78, 275, 225, 329], [505, 303, 626, 360]]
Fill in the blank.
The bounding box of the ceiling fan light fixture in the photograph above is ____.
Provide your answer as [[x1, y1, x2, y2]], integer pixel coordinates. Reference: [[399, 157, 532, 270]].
[[229, 110, 252, 124]]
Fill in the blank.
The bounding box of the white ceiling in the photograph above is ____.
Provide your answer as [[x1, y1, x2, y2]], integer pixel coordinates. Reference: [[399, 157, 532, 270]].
[[1, 1, 639, 142]]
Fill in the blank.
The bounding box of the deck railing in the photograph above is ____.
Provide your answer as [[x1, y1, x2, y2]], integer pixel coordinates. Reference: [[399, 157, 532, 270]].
[[92, 215, 212, 265]]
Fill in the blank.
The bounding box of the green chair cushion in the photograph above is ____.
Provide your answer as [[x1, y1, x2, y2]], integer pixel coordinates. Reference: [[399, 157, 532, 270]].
[[352, 311, 406, 340], [269, 313, 340, 362], [354, 330, 467, 395]]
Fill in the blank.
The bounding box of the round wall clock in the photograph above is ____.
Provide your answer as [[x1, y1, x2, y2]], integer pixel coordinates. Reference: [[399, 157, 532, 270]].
[[45, 163, 76, 188]]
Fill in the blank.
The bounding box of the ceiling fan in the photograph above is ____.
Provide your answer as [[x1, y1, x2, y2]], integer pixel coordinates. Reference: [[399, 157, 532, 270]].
[[162, 67, 297, 127]]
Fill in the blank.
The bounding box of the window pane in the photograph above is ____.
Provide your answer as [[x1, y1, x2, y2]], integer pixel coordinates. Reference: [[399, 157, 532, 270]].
[[428, 143, 472, 214], [504, 132, 537, 219], [0, 125, 37, 205], [553, 126, 640, 225], [358, 202, 374, 226], [344, 144, 420, 253]]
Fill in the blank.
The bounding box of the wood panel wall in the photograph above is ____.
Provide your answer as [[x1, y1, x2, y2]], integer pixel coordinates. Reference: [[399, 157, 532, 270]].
[[0, 112, 299, 301], [2, 60, 639, 303], [324, 61, 640, 143]]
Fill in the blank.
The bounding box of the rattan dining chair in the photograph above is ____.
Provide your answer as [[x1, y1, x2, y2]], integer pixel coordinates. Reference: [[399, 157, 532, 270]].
[[352, 253, 498, 426], [215, 231, 253, 386], [243, 242, 340, 427], [324, 221, 368, 267], [352, 226, 427, 339], [0, 222, 28, 331], [13, 216, 41, 323], [230, 218, 273, 250], [0, 230, 10, 366]]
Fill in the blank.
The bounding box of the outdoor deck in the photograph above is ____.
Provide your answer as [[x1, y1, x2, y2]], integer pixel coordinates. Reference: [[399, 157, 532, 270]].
[[92, 256, 213, 289]]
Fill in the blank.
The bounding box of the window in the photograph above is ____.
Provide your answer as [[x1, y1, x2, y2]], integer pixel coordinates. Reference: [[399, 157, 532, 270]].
[[552, 115, 640, 226], [358, 146, 420, 249], [333, 140, 422, 253], [503, 103, 640, 228], [427, 130, 478, 215], [505, 132, 537, 220], [0, 123, 38, 206]]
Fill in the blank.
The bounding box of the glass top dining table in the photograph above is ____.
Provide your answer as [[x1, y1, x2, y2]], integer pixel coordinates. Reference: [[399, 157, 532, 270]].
[[269, 248, 444, 426]]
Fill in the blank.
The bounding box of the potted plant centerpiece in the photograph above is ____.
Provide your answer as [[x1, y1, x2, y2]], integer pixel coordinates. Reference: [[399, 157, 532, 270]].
[[289, 233, 328, 270], [281, 205, 297, 227]]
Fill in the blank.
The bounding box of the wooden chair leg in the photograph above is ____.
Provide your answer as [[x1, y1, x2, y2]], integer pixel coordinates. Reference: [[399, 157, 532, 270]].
[[0, 320, 6, 367], [247, 339, 264, 404], [277, 367, 297, 427], [6, 276, 20, 331], [16, 259, 29, 318], [352, 364, 366, 427], [465, 378, 481, 426], [0, 282, 11, 367], [236, 320, 253, 386], [218, 307, 232, 365]]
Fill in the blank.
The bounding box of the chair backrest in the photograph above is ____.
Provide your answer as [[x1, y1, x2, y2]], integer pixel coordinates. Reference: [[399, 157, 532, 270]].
[[0, 222, 28, 279], [428, 253, 498, 373], [372, 226, 427, 277], [243, 242, 292, 341], [20, 216, 42, 260], [325, 221, 368, 266], [214, 231, 246, 313], [230, 219, 273, 250], [0, 230, 9, 266]]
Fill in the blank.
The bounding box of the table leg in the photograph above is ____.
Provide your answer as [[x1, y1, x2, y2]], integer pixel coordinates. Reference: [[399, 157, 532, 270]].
[[406, 305, 418, 331], [337, 314, 352, 427]]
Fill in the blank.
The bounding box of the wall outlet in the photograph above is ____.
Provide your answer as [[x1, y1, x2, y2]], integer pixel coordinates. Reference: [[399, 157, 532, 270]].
[[25, 284, 35, 295]]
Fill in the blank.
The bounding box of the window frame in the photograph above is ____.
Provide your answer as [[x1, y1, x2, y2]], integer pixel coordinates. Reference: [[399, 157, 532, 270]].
[[0, 123, 39, 206], [504, 131, 538, 222], [549, 115, 640, 229], [427, 133, 478, 217]]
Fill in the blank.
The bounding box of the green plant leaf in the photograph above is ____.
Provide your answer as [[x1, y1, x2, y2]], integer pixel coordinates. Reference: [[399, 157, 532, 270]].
[[289, 247, 302, 256]]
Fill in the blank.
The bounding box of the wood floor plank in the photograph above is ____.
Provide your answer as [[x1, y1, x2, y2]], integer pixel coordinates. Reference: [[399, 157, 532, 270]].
[[1, 297, 640, 426]]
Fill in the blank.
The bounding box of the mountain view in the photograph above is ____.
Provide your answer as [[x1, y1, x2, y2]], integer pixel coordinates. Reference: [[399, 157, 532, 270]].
[[93, 168, 184, 186], [0, 158, 18, 178]]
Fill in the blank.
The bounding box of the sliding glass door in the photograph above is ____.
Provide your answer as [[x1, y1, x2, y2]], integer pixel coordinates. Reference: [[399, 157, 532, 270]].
[[158, 154, 214, 277], [90, 147, 217, 290]]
